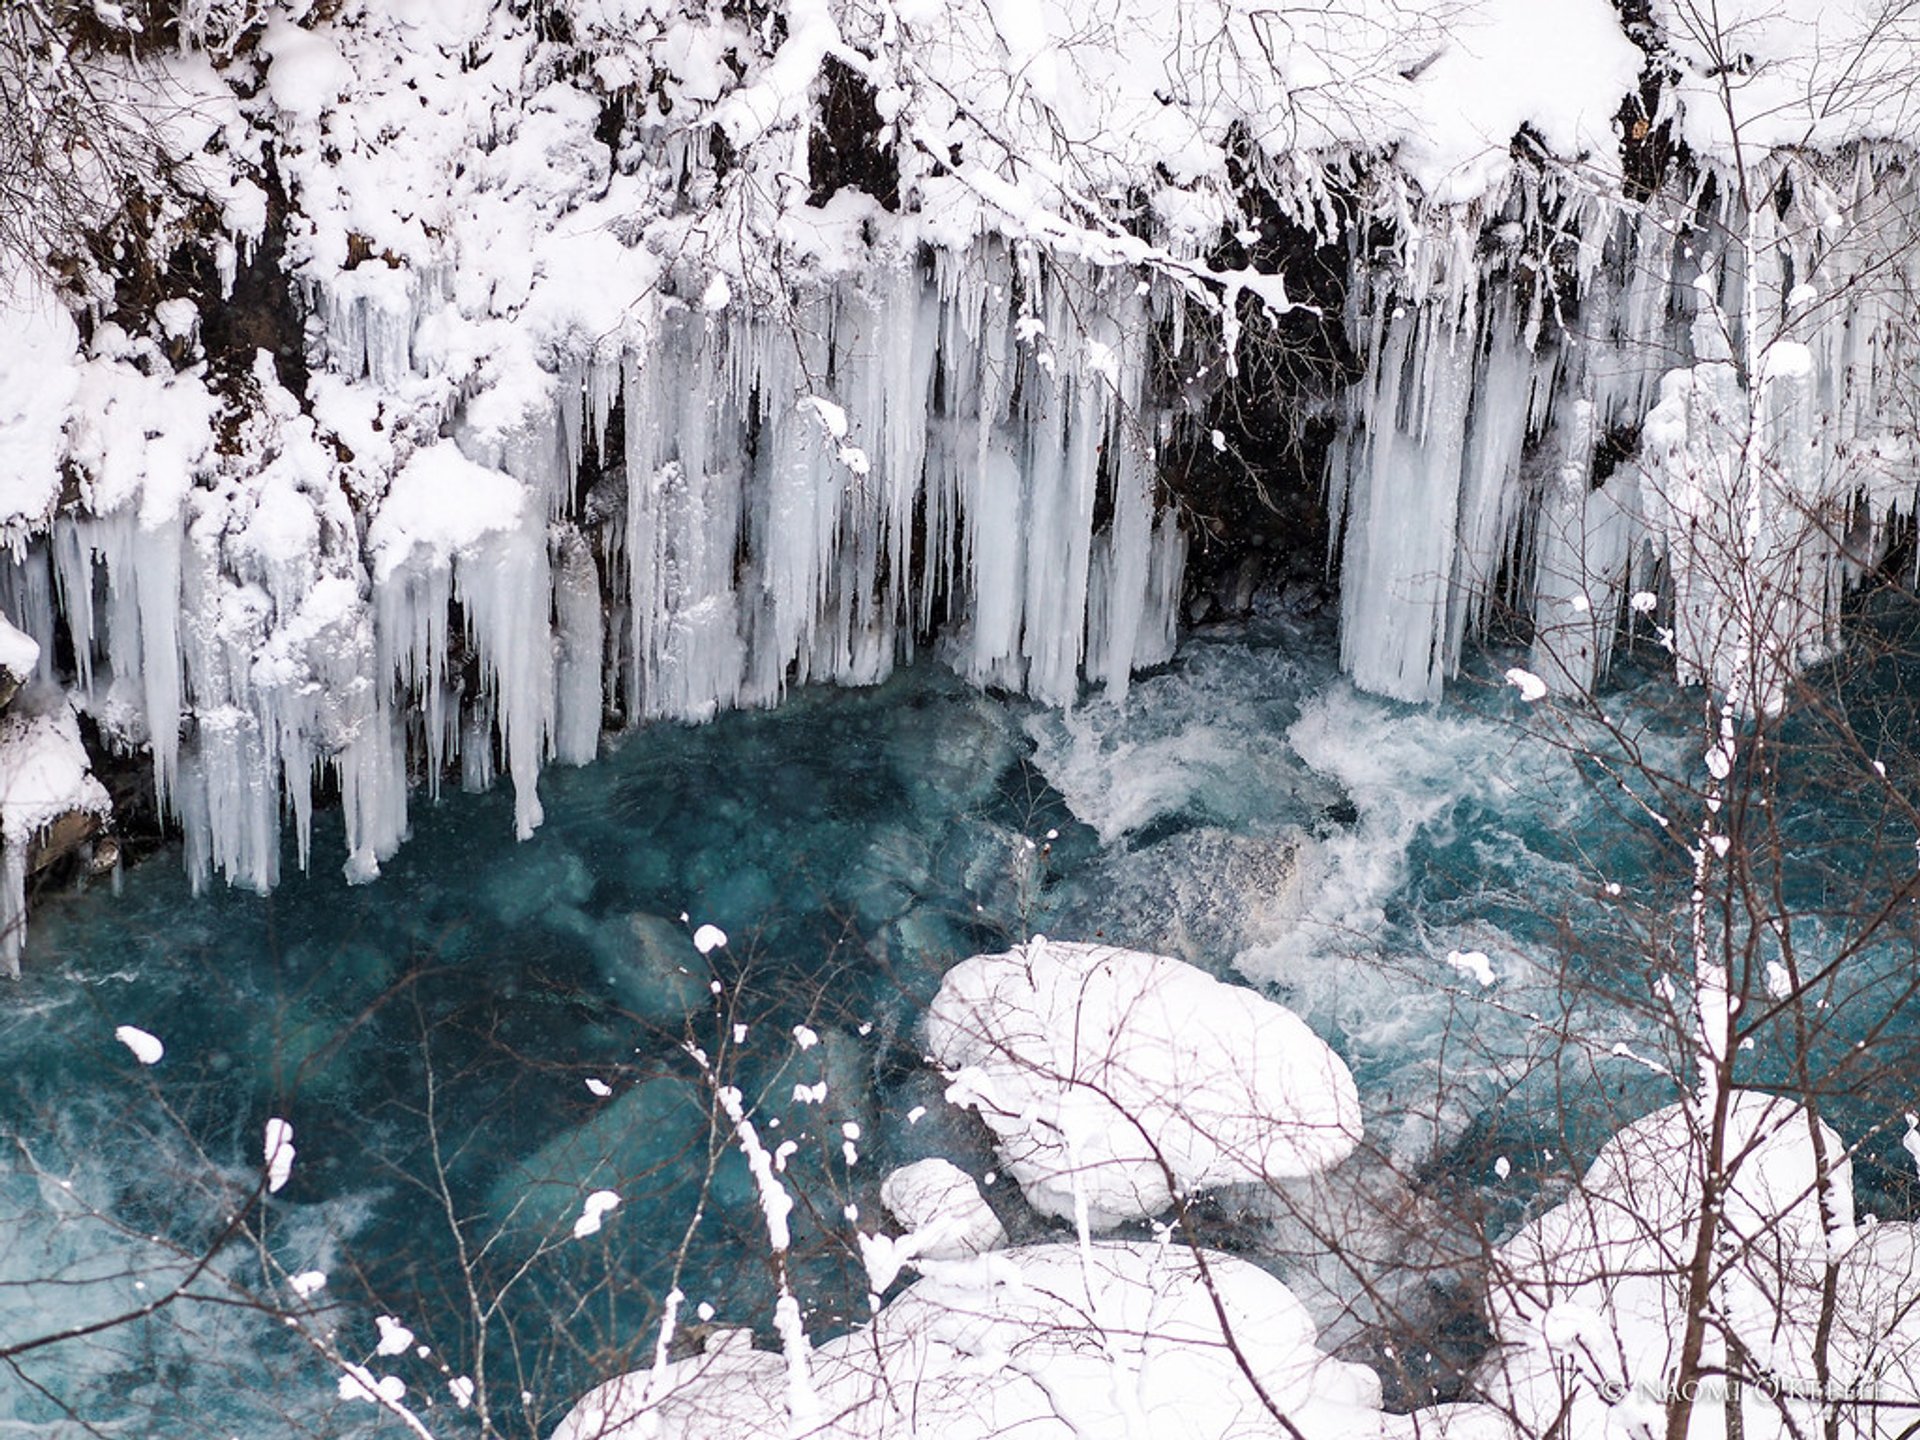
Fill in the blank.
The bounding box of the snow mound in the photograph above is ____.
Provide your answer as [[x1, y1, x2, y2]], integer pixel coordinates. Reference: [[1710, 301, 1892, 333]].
[[880, 1159, 1005, 1260], [0, 281, 80, 547], [861, 1158, 1008, 1290], [1479, 1091, 1864, 1438], [926, 939, 1361, 1227], [553, 1242, 1385, 1440]]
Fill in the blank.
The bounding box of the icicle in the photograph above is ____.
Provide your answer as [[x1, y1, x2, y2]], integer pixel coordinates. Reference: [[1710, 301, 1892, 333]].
[[552, 526, 604, 766], [0, 840, 25, 980]]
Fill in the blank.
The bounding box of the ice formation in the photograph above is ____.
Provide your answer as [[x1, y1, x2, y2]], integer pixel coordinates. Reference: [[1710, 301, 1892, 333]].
[[926, 940, 1361, 1228], [0, 0, 1917, 932], [551, 1241, 1388, 1440], [1334, 150, 1920, 705], [0, 240, 1188, 910]]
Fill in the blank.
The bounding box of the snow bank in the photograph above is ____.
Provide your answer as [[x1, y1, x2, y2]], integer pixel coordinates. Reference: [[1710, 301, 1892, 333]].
[[553, 1241, 1386, 1440], [0, 280, 81, 549], [926, 940, 1360, 1227], [1653, 0, 1920, 158]]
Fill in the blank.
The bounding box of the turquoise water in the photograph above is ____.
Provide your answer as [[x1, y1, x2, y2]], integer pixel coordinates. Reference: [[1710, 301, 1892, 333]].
[[4, 618, 1917, 1433]]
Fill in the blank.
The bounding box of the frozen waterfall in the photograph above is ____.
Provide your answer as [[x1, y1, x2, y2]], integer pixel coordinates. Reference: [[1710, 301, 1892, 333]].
[[1332, 154, 1920, 704], [0, 247, 1186, 908]]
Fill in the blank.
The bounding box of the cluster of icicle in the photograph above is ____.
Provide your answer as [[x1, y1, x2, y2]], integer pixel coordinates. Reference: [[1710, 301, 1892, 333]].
[[0, 244, 1185, 908], [1333, 149, 1920, 706]]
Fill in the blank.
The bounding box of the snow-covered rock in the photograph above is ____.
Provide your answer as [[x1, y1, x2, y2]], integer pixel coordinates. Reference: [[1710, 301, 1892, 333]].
[[1834, 1221, 1920, 1439], [551, 1328, 784, 1440], [926, 940, 1361, 1228], [879, 1159, 1005, 1260], [553, 1241, 1387, 1440], [1478, 1091, 1861, 1439], [862, 1158, 1007, 1288], [0, 612, 39, 706], [0, 690, 112, 976]]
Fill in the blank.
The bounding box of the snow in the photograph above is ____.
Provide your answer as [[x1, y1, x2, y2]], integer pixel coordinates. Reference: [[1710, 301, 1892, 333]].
[[0, 691, 112, 974], [337, 1364, 406, 1406], [553, 1242, 1388, 1440], [1445, 949, 1497, 987], [1653, 0, 1920, 158], [260, 21, 354, 121], [0, 612, 40, 680], [374, 1315, 416, 1357], [263, 1117, 296, 1193], [1478, 1092, 1866, 1439], [1502, 669, 1547, 703], [0, 694, 102, 847], [926, 940, 1361, 1227], [289, 1270, 328, 1298], [1394, 0, 1643, 203], [861, 1159, 1007, 1290], [113, 1025, 165, 1065], [572, 1189, 622, 1239], [364, 444, 527, 583], [692, 924, 728, 955]]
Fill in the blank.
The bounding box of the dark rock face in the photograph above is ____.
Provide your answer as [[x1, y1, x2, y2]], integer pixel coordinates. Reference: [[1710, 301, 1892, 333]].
[[26, 808, 103, 877]]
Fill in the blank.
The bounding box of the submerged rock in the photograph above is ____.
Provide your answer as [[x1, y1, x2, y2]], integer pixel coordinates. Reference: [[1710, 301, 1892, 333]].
[[485, 844, 595, 927], [485, 1075, 707, 1246], [883, 692, 1021, 818], [604, 914, 712, 1025], [1043, 825, 1309, 969], [847, 824, 933, 926]]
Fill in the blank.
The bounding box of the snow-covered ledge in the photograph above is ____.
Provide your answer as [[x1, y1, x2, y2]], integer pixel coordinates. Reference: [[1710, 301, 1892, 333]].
[[0, 687, 112, 976]]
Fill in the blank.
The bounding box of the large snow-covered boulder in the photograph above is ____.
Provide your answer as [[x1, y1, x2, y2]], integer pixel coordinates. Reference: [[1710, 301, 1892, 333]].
[[1478, 1091, 1860, 1439], [550, 1328, 784, 1440], [1833, 1220, 1920, 1439], [551, 1241, 1387, 1440], [925, 939, 1360, 1228]]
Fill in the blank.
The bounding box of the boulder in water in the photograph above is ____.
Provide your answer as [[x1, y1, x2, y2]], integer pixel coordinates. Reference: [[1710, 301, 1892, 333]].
[[604, 914, 713, 1025], [485, 1075, 707, 1246], [926, 939, 1361, 1228]]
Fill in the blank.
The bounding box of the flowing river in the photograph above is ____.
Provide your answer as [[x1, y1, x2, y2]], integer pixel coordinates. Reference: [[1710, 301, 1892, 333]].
[[5, 614, 1917, 1435]]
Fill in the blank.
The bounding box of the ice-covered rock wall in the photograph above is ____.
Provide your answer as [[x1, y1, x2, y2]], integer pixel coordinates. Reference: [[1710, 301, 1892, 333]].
[[0, 250, 1187, 904], [1331, 153, 1920, 704], [3, 0, 1920, 948]]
